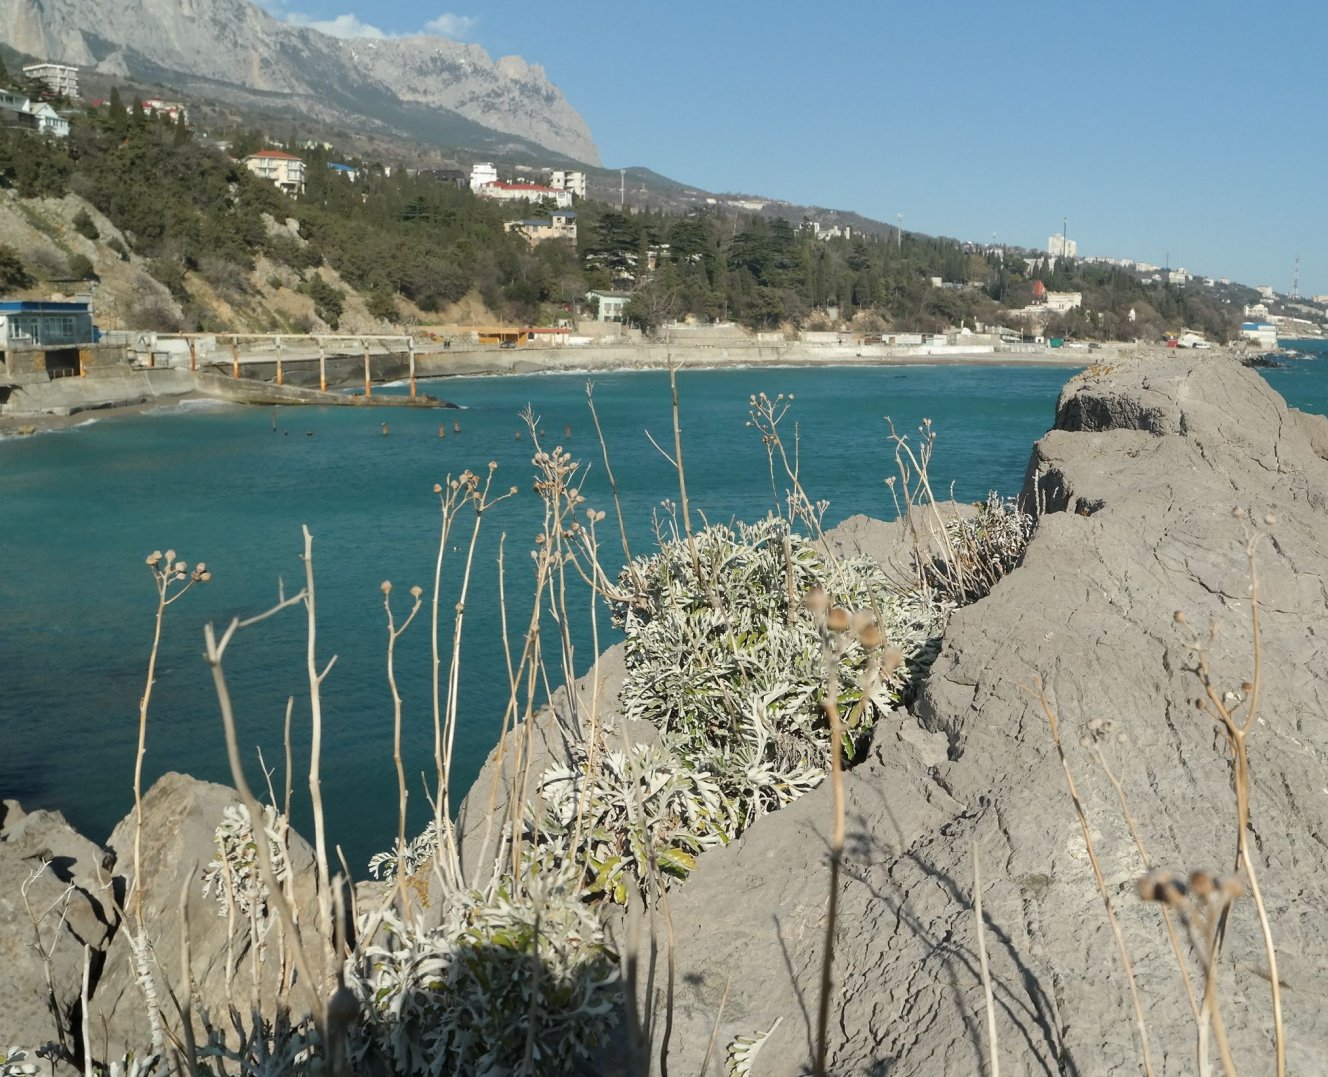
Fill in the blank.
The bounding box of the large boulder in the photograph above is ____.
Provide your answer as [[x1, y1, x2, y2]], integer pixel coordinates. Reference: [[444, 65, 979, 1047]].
[[86, 772, 319, 1061], [0, 801, 116, 1051], [639, 355, 1328, 1073]]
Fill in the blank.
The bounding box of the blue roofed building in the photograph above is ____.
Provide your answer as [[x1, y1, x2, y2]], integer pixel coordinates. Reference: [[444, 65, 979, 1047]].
[[0, 299, 112, 377]]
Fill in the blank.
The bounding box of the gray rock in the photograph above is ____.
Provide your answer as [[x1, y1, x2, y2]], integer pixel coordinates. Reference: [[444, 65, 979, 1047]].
[[86, 772, 319, 1062], [639, 355, 1328, 1074], [0, 801, 116, 1051]]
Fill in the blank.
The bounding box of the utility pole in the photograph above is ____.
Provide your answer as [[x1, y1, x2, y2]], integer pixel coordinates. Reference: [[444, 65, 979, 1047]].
[[896, 213, 903, 251], [619, 169, 625, 210]]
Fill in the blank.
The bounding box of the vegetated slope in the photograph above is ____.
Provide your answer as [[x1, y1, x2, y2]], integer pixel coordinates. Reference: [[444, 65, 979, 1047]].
[[1, 0, 600, 163]]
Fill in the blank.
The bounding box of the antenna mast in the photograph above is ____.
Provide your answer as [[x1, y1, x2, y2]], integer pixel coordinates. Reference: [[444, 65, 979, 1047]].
[[1292, 254, 1301, 299]]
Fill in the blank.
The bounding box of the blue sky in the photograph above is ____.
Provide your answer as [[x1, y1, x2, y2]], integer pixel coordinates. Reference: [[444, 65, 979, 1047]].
[[259, 0, 1328, 296]]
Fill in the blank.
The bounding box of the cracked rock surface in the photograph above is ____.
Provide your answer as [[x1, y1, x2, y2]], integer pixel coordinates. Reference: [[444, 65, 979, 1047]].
[[643, 354, 1328, 1074]]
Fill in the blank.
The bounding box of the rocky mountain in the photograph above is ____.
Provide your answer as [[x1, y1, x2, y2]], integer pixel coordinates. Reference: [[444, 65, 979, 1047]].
[[1, 0, 600, 163]]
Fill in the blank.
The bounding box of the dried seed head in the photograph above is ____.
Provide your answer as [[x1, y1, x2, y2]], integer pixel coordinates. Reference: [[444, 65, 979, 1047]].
[[881, 646, 905, 675], [803, 585, 829, 615], [147, 550, 162, 566], [199, 571, 212, 583], [409, 585, 423, 599], [858, 625, 885, 650], [380, 580, 391, 594], [165, 549, 176, 563], [826, 606, 851, 632], [1218, 875, 1244, 900], [433, 483, 442, 494], [1188, 870, 1216, 900], [509, 486, 518, 496]]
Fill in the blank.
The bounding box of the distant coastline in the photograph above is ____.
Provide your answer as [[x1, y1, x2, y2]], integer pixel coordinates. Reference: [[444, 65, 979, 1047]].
[[0, 338, 1239, 440]]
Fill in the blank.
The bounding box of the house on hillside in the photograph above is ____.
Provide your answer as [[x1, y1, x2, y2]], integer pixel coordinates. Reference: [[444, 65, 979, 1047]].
[[476, 180, 573, 209], [244, 150, 306, 196], [504, 210, 577, 247], [586, 290, 630, 322], [328, 162, 360, 182], [142, 99, 188, 124], [22, 62, 80, 99], [0, 91, 70, 137]]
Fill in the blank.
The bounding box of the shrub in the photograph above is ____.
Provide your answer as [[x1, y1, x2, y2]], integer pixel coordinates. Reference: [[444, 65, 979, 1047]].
[[67, 253, 96, 280], [523, 515, 949, 903], [72, 208, 99, 240], [0, 243, 33, 290]]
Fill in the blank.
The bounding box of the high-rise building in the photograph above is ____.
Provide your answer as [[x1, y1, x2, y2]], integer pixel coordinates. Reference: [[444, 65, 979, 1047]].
[[22, 63, 79, 100], [1048, 233, 1077, 258]]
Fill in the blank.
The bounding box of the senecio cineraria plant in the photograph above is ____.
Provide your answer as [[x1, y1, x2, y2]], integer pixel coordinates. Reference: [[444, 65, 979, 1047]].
[[523, 515, 951, 905]]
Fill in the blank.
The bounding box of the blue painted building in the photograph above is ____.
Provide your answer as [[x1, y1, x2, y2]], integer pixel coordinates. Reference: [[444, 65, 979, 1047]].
[[0, 300, 99, 349]]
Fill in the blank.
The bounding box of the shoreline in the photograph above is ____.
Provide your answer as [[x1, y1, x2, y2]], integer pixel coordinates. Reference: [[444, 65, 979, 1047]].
[[0, 341, 1225, 439]]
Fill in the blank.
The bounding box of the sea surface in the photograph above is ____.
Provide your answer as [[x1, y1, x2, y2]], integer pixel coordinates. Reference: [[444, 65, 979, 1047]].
[[2, 360, 1323, 870]]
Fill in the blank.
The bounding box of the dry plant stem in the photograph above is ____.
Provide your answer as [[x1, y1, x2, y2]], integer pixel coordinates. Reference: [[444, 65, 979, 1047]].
[[1037, 684, 1155, 1077], [299, 524, 338, 991], [176, 878, 199, 1074], [21, 867, 75, 1052], [813, 658, 846, 1077], [384, 589, 423, 920], [1194, 540, 1284, 1077], [668, 362, 702, 580], [698, 976, 733, 1077], [81, 945, 93, 1077], [203, 595, 323, 1031], [1093, 747, 1203, 1025], [586, 384, 639, 584], [972, 842, 1000, 1077]]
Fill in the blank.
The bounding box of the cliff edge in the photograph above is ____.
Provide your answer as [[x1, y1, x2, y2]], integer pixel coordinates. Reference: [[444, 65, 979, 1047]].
[[642, 353, 1328, 1073]]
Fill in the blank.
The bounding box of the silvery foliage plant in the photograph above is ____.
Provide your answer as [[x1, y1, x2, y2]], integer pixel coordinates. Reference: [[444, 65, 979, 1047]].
[[523, 516, 948, 904], [349, 874, 619, 1075]]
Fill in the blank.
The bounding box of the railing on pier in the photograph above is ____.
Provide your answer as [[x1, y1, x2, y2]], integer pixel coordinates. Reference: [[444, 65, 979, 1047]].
[[141, 333, 422, 398]]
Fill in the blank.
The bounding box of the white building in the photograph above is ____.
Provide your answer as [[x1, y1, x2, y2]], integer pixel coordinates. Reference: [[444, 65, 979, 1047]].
[[1048, 233, 1077, 258], [469, 162, 499, 190], [22, 62, 79, 99], [0, 90, 70, 137], [142, 98, 188, 124], [586, 290, 630, 321], [1256, 284, 1276, 300], [1168, 267, 1191, 285], [1240, 321, 1277, 348], [476, 180, 573, 208], [1046, 291, 1083, 312], [549, 170, 587, 198], [504, 209, 577, 246], [243, 150, 306, 196]]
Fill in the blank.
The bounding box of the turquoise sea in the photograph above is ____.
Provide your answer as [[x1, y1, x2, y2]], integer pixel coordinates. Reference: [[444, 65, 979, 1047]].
[[2, 360, 1323, 870]]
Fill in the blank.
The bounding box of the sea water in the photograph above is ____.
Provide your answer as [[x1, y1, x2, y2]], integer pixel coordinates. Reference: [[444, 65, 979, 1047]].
[[1, 361, 1320, 869]]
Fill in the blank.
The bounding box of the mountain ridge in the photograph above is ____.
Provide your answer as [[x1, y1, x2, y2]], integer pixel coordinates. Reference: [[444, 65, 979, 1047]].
[[1, 0, 601, 163]]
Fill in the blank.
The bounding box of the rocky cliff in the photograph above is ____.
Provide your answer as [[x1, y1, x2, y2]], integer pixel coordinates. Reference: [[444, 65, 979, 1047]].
[[641, 354, 1328, 1072], [2, 0, 600, 163]]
